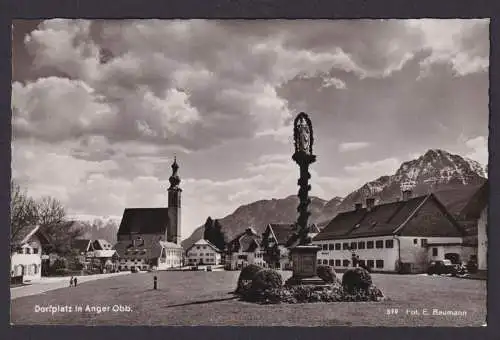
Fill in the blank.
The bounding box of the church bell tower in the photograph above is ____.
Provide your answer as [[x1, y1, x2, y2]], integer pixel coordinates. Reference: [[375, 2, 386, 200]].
[[167, 156, 182, 244]]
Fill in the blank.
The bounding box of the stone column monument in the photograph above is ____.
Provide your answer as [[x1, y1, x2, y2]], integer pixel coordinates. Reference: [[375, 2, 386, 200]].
[[286, 112, 323, 286]]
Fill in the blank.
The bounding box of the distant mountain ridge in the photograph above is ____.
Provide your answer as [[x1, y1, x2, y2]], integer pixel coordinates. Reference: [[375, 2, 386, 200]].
[[181, 149, 486, 250]]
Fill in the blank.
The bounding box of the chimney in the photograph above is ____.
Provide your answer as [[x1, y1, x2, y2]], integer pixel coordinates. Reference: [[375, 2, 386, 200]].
[[366, 198, 375, 211], [402, 189, 413, 201], [354, 203, 363, 211]]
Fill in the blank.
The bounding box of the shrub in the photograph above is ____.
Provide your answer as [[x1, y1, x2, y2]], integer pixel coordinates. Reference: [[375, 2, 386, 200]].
[[317, 265, 337, 283], [342, 267, 373, 293], [235, 264, 263, 294], [242, 269, 283, 302], [250, 269, 283, 292]]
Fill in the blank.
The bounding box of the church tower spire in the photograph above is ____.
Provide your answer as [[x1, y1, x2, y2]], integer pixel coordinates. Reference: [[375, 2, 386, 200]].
[[167, 156, 182, 244]]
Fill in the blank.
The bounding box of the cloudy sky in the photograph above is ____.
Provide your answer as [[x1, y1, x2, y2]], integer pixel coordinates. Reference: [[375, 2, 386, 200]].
[[11, 19, 489, 239]]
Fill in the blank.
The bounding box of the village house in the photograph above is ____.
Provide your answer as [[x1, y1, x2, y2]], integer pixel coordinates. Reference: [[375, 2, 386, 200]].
[[185, 239, 223, 265], [90, 239, 118, 273], [72, 239, 95, 270], [226, 227, 266, 270], [457, 182, 488, 272], [261, 223, 321, 270], [10, 225, 51, 283], [312, 190, 470, 273], [113, 158, 183, 271]]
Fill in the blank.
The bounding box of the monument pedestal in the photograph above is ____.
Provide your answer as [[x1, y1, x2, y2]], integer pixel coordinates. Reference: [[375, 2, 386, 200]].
[[285, 245, 325, 286]]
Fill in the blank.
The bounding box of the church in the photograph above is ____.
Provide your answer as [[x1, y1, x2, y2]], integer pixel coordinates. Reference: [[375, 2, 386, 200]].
[[114, 157, 183, 271]]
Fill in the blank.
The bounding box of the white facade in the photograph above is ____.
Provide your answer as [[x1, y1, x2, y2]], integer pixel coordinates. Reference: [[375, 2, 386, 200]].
[[313, 236, 463, 273], [477, 206, 488, 270], [228, 248, 266, 270], [157, 247, 183, 269], [186, 240, 222, 265], [427, 244, 476, 264], [11, 235, 42, 282]]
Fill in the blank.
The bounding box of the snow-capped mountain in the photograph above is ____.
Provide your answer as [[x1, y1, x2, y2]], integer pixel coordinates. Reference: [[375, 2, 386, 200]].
[[328, 149, 487, 217]]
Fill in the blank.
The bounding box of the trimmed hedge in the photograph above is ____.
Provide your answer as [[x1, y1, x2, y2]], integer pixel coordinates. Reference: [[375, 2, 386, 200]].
[[316, 265, 337, 283], [342, 267, 373, 293], [235, 264, 263, 294]]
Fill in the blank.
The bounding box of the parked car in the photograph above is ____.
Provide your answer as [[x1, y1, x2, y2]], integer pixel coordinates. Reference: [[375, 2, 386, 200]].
[[427, 260, 456, 275], [206, 266, 212, 272], [130, 267, 138, 273]]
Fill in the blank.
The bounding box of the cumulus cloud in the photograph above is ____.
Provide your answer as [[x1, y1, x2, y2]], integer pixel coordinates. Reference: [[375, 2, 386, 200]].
[[338, 142, 371, 152], [407, 19, 489, 77], [465, 135, 488, 167], [344, 158, 401, 178]]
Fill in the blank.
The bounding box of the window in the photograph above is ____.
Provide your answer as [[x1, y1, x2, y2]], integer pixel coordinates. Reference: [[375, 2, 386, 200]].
[[343, 259, 350, 267], [335, 259, 341, 266], [343, 243, 349, 250], [25, 248, 31, 254], [376, 260, 384, 268], [358, 241, 365, 249], [359, 260, 365, 266], [317, 259, 321, 265], [329, 259, 334, 266], [322, 244, 328, 251], [335, 243, 341, 250], [203, 246, 207, 249], [328, 244, 335, 251], [197, 246, 200, 250], [385, 240, 394, 248], [413, 238, 418, 245], [421, 239, 428, 247], [350, 242, 357, 250], [375, 240, 384, 249], [367, 241, 374, 249], [367, 260, 374, 268], [33, 248, 39, 254], [432, 247, 438, 256], [323, 259, 328, 265]]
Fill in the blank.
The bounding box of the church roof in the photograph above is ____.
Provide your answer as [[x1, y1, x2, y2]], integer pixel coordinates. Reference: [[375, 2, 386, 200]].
[[117, 208, 170, 235]]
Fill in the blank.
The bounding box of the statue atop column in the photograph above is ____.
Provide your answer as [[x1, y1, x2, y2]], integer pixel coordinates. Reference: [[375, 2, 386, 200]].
[[292, 112, 316, 245]]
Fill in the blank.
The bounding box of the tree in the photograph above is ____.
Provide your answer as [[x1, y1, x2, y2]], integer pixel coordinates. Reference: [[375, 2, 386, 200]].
[[212, 219, 227, 251], [10, 180, 84, 255], [10, 181, 38, 244], [203, 217, 214, 241], [202, 217, 227, 252]]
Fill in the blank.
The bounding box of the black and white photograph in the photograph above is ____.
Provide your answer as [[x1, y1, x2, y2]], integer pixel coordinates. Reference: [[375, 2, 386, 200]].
[[10, 19, 489, 326]]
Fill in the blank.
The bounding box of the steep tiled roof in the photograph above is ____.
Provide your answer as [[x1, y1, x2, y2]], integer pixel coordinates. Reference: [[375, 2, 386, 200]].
[[11, 224, 40, 245], [117, 208, 170, 235], [187, 239, 222, 253], [434, 184, 485, 217], [313, 195, 432, 241], [114, 238, 180, 260], [72, 239, 93, 253], [267, 223, 296, 245], [93, 239, 113, 250], [459, 182, 488, 220], [228, 228, 262, 252]]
